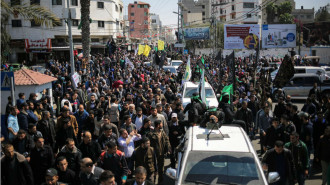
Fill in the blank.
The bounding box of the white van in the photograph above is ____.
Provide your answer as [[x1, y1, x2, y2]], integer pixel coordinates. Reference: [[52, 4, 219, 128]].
[[171, 60, 183, 70], [181, 81, 218, 109], [166, 125, 279, 185], [294, 66, 329, 81]]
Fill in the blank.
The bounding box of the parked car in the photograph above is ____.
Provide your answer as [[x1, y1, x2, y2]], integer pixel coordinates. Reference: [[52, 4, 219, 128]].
[[272, 74, 330, 100], [30, 65, 46, 74], [294, 66, 329, 81]]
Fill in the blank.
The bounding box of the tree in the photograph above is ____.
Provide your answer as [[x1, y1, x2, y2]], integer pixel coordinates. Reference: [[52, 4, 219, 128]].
[[1, 0, 60, 63], [279, 13, 294, 24], [266, 2, 277, 24], [80, 0, 91, 60], [277, 1, 293, 15]]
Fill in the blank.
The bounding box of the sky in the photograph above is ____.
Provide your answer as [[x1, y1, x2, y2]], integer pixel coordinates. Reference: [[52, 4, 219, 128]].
[[123, 0, 330, 27]]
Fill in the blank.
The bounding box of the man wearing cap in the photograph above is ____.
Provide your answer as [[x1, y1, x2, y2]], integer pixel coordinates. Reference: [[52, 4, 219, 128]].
[[41, 168, 68, 185], [168, 113, 185, 168]]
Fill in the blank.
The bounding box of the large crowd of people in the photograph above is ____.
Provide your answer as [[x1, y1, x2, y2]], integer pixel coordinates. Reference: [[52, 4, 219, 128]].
[[1, 47, 330, 185]]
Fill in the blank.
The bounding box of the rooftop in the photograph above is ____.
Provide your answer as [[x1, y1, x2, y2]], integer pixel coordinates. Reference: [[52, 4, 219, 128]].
[[14, 69, 57, 86]]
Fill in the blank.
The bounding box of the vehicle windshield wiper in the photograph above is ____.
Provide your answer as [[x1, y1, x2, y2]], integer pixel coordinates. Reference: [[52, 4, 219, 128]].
[[185, 179, 209, 184]]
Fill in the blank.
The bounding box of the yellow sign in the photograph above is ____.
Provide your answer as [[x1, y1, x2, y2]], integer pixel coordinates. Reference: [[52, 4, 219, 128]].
[[138, 45, 145, 55], [158, 40, 164, 51], [143, 45, 151, 57]]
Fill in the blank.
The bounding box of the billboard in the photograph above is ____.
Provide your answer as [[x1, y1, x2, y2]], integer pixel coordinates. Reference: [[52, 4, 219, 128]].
[[224, 24, 260, 49], [184, 27, 210, 40], [262, 24, 296, 48]]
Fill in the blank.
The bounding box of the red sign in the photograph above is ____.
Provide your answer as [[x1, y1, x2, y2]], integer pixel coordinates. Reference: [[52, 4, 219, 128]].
[[226, 26, 251, 40], [25, 38, 52, 52]]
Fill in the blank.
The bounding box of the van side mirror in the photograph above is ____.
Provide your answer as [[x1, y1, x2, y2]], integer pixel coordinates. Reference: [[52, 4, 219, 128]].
[[216, 94, 221, 98], [268, 172, 280, 184], [165, 168, 177, 180]]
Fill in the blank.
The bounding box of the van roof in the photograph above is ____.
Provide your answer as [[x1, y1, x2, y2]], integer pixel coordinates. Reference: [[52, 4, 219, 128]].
[[190, 125, 250, 152], [294, 66, 324, 69], [292, 74, 320, 78]]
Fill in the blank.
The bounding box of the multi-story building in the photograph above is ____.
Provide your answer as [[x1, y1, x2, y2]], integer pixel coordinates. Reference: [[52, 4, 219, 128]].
[[6, 0, 124, 63], [128, 1, 151, 39], [216, 0, 261, 24], [292, 6, 314, 24], [150, 13, 162, 42], [182, 0, 212, 25]]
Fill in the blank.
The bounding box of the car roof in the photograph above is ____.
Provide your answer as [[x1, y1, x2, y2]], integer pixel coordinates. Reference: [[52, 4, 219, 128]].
[[171, 60, 183, 63], [292, 74, 319, 77], [183, 81, 212, 88], [163, 66, 175, 69], [190, 126, 250, 152]]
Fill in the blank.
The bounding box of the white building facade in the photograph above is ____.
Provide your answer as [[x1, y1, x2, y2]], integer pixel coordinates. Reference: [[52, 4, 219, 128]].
[[150, 13, 162, 42], [6, 0, 124, 63]]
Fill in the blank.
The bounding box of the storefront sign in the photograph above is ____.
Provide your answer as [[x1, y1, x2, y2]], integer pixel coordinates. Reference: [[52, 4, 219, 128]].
[[25, 38, 52, 52]]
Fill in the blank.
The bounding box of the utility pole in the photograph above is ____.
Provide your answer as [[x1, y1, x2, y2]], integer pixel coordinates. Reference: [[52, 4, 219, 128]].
[[67, 0, 75, 76]]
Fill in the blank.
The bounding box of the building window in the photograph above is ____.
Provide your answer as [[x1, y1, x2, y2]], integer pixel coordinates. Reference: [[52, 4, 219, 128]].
[[202, 18, 205, 21], [31, 20, 41, 27], [11, 0, 20, 6], [115, 5, 118, 12], [144, 12, 148, 16], [232, 5, 235, 11], [120, 6, 122, 13], [137, 5, 141, 8], [73, 39, 82, 43], [144, 5, 148, 8], [131, 5, 134, 8], [152, 19, 156, 23], [30, 0, 40, 5], [98, 21, 105, 27], [307, 15, 312, 19], [300, 15, 304, 18], [247, 14, 251, 18], [71, 0, 78, 6], [202, 12, 205, 16], [91, 38, 99, 42], [52, 0, 62, 5], [243, 3, 254, 8], [97, 2, 104, 8], [72, 19, 79, 26], [12, 20, 22, 27], [231, 14, 236, 19], [131, 13, 134, 16], [220, 9, 223, 14], [202, 5, 205, 9], [144, 20, 148, 25]]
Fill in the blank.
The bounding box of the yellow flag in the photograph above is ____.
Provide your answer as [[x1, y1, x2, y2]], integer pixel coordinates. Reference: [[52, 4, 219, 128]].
[[138, 45, 145, 55], [143, 45, 151, 57], [158, 40, 164, 51]]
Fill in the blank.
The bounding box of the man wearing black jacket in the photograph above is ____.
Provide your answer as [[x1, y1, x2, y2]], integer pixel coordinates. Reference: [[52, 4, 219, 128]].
[[56, 156, 76, 185], [264, 117, 284, 151], [12, 129, 35, 160], [262, 141, 296, 185], [30, 136, 55, 185], [57, 138, 82, 173], [168, 113, 185, 168], [78, 131, 102, 163], [37, 111, 56, 151], [1, 144, 34, 185]]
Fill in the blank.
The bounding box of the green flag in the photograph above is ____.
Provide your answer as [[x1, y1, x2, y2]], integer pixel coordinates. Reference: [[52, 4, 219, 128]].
[[200, 56, 205, 73], [219, 84, 233, 104]]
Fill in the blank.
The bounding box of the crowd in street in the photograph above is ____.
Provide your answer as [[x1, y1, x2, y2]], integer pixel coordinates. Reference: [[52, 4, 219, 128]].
[[2, 47, 330, 185]]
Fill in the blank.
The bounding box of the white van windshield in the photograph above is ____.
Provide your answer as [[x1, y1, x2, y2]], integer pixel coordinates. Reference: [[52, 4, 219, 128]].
[[182, 151, 264, 185], [184, 87, 216, 98]]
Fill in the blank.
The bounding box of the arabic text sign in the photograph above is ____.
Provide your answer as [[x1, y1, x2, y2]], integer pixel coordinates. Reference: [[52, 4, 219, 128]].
[[262, 24, 296, 48], [25, 38, 52, 49], [184, 27, 210, 40], [224, 24, 260, 49]]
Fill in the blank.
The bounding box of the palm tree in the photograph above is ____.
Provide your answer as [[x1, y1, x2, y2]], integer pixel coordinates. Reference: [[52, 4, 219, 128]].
[[80, 0, 90, 60], [1, 0, 60, 62]]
